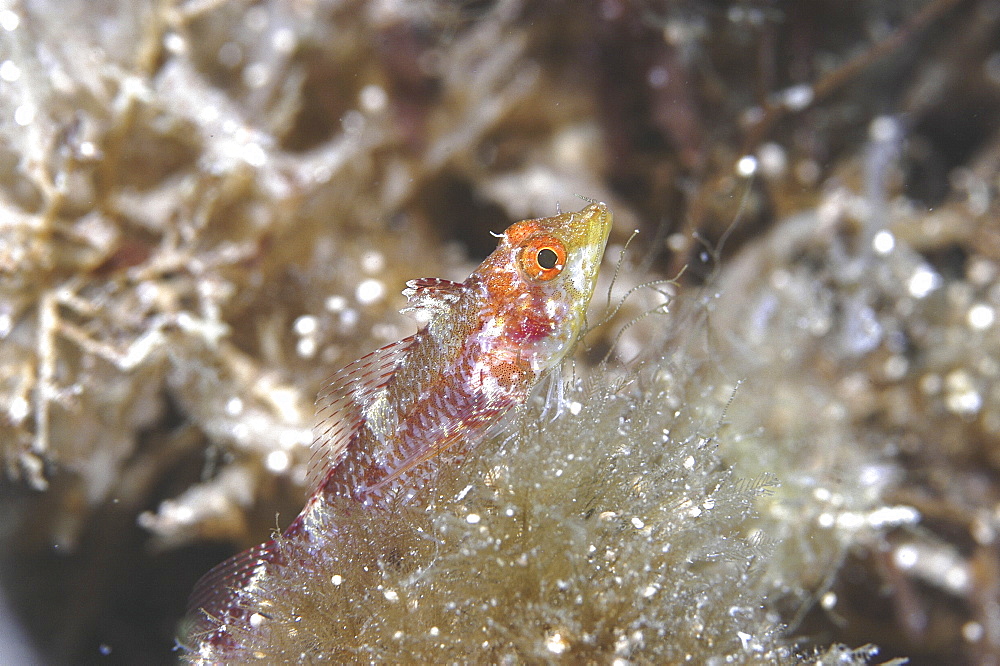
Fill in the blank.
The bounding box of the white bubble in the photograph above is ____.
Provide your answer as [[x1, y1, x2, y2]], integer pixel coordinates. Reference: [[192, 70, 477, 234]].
[[736, 155, 757, 177], [907, 265, 940, 298], [968, 303, 995, 330], [294, 315, 318, 336], [356, 279, 385, 304], [872, 230, 895, 255], [893, 544, 918, 569], [359, 84, 388, 113], [241, 142, 266, 167], [782, 84, 813, 111], [0, 60, 20, 82], [325, 295, 347, 312], [225, 397, 244, 416], [545, 631, 568, 654], [0, 10, 20, 31], [14, 103, 36, 126], [265, 450, 290, 473], [9, 396, 28, 423]]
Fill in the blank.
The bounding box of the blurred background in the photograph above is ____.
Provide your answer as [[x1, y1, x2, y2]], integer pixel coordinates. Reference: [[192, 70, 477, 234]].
[[1, 0, 999, 663]]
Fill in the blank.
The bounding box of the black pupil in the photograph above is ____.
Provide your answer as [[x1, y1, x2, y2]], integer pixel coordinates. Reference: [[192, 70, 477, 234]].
[[537, 248, 558, 270]]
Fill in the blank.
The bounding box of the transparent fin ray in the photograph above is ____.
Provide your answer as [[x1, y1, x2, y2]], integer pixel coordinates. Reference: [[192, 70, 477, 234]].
[[308, 335, 417, 487]]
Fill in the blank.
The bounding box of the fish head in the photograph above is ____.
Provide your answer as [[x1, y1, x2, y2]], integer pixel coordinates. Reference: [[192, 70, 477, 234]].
[[474, 202, 613, 375]]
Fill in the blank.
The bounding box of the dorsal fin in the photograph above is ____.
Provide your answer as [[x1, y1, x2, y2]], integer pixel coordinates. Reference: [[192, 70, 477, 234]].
[[400, 277, 466, 318], [307, 335, 418, 487], [185, 539, 279, 641]]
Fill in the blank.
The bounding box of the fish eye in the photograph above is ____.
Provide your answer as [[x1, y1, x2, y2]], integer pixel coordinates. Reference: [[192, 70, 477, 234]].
[[519, 236, 566, 282], [537, 248, 558, 269]]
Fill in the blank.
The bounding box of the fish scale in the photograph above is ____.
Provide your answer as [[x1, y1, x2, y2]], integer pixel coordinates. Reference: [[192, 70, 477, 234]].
[[186, 202, 612, 660]]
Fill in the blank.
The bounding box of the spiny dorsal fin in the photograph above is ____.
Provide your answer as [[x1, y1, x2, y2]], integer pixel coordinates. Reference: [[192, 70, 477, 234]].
[[400, 277, 466, 318], [186, 539, 279, 640], [308, 335, 417, 487]]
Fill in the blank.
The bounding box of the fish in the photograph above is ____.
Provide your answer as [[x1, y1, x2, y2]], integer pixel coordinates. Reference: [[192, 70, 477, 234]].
[[185, 202, 613, 659]]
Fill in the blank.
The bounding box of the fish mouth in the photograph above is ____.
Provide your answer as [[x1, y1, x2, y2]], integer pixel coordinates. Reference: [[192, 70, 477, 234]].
[[564, 201, 613, 285], [578, 201, 613, 255]]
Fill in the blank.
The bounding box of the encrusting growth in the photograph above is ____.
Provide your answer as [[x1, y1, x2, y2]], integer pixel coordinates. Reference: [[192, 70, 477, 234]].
[[185, 203, 613, 659]]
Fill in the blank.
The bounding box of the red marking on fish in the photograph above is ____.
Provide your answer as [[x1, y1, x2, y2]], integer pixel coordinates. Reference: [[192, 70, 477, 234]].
[[185, 203, 612, 660]]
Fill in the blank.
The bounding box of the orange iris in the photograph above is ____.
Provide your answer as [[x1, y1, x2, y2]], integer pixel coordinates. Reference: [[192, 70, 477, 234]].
[[518, 236, 567, 281]]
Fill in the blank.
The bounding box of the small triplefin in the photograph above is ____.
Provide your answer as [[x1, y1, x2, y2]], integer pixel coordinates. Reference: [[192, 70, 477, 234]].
[[185, 202, 613, 659]]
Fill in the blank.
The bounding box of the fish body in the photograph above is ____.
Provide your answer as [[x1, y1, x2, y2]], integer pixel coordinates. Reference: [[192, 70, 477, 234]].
[[187, 203, 612, 658]]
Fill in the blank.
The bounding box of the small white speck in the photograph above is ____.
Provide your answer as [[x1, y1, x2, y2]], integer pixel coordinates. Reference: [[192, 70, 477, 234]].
[[273, 28, 296, 53], [630, 516, 645, 529], [968, 303, 995, 330], [356, 279, 385, 304], [243, 62, 269, 89], [163, 32, 186, 55], [893, 544, 918, 569], [647, 65, 669, 88], [241, 142, 266, 167], [0, 60, 20, 82], [325, 295, 347, 312], [947, 388, 982, 415], [79, 141, 97, 157], [341, 110, 365, 134], [945, 566, 969, 593], [393, 630, 404, 640], [294, 315, 318, 336], [359, 84, 388, 113], [429, 626, 440, 637], [817, 513, 835, 528], [736, 155, 757, 177], [813, 487, 832, 502], [963, 621, 984, 643], [9, 396, 28, 423], [249, 612, 265, 628], [0, 10, 21, 32], [642, 584, 658, 598], [331, 574, 343, 586], [737, 631, 752, 650], [14, 103, 36, 126], [466, 513, 481, 524], [568, 401, 582, 415], [338, 308, 359, 330], [545, 631, 568, 654], [296, 337, 317, 358], [907, 265, 941, 298], [782, 84, 814, 111], [225, 397, 244, 416], [869, 115, 901, 143], [361, 250, 385, 274], [757, 142, 787, 178], [265, 450, 290, 473], [872, 230, 895, 255], [383, 588, 399, 602], [820, 591, 837, 610], [683, 455, 695, 470], [688, 507, 702, 518]]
